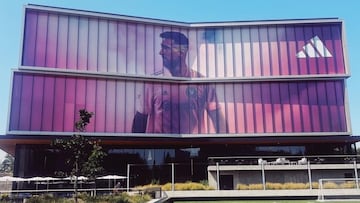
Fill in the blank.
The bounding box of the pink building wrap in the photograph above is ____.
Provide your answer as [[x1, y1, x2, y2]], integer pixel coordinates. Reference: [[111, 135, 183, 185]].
[[8, 6, 349, 135]]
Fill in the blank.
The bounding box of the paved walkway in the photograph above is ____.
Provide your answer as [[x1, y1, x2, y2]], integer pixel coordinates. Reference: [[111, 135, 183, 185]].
[[150, 189, 360, 202]]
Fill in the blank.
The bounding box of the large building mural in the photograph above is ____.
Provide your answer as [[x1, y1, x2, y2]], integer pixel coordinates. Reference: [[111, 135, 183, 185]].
[[8, 5, 349, 136]]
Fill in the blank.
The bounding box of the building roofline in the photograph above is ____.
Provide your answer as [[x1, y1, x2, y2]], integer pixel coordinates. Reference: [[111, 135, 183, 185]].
[[26, 4, 342, 28]]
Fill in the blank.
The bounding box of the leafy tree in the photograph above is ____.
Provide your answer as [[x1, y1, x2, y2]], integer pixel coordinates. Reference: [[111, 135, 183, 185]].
[[0, 154, 14, 174], [52, 109, 106, 202]]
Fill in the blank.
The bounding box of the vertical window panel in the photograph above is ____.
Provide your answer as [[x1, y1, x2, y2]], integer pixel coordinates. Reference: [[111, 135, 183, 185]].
[[286, 26, 299, 75], [280, 83, 292, 132], [56, 15, 69, 69], [9, 74, 23, 130], [75, 78, 86, 113], [125, 82, 136, 132], [335, 82, 346, 131], [23, 11, 37, 66], [107, 21, 118, 73], [35, 13, 48, 67], [145, 25, 155, 75], [67, 16, 79, 70], [197, 29, 207, 77], [318, 82, 331, 131], [154, 27, 164, 74], [216, 83, 227, 133], [88, 18, 99, 72], [271, 83, 283, 132], [234, 84, 245, 133], [126, 24, 136, 74], [41, 77, 55, 131], [78, 17, 89, 71], [289, 83, 302, 132], [206, 32, 216, 78], [253, 84, 264, 133], [30, 75, 44, 131], [313, 25, 327, 74], [117, 22, 127, 74], [98, 19, 109, 72], [215, 29, 225, 77], [95, 79, 106, 132], [179, 84, 189, 133], [188, 29, 199, 75], [53, 77, 65, 131], [304, 26, 318, 75], [251, 27, 261, 77], [225, 84, 236, 133], [243, 83, 254, 133], [326, 81, 339, 131], [224, 28, 234, 77], [277, 27, 289, 76], [308, 82, 321, 131], [232, 28, 243, 77], [322, 26, 336, 74], [19, 75, 33, 130], [261, 83, 274, 133], [64, 78, 76, 131], [295, 26, 308, 75], [242, 28, 252, 77], [105, 80, 115, 133], [269, 26, 280, 76], [85, 79, 96, 132], [115, 81, 126, 132], [332, 25, 345, 74], [136, 24, 146, 75], [46, 14, 59, 68], [259, 27, 270, 76], [299, 83, 311, 132]]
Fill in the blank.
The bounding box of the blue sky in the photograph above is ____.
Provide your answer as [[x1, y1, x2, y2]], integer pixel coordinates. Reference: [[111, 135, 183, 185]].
[[0, 0, 359, 160]]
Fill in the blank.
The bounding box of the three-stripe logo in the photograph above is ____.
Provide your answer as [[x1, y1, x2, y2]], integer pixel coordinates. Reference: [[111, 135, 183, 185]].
[[296, 35, 333, 58]]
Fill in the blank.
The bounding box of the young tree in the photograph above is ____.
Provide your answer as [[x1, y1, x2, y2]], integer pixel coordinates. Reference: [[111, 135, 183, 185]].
[[0, 154, 14, 174], [52, 109, 106, 202]]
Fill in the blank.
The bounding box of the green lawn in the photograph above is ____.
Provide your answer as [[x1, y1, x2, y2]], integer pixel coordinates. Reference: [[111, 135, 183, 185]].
[[175, 200, 360, 203]]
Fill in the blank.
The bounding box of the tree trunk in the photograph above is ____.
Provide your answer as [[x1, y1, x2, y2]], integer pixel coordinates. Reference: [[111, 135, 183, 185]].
[[74, 161, 78, 203]]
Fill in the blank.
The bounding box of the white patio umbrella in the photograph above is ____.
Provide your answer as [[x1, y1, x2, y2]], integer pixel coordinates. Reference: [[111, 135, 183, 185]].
[[0, 176, 26, 182], [97, 175, 127, 188], [26, 177, 61, 190], [64, 176, 88, 181], [63, 176, 88, 188], [97, 175, 127, 180], [0, 176, 25, 191]]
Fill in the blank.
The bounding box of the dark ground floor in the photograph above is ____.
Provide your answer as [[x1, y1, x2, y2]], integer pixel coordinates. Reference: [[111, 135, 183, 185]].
[[2, 135, 358, 189]]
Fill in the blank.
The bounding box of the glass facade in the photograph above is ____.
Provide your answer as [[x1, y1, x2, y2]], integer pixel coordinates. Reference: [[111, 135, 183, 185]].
[[14, 142, 356, 186]]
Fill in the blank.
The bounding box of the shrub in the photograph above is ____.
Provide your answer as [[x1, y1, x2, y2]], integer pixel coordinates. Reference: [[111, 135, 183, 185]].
[[340, 181, 356, 189], [323, 181, 338, 189], [0, 193, 10, 201], [306, 182, 319, 189], [155, 181, 214, 191], [266, 182, 284, 190], [162, 183, 172, 191], [248, 184, 263, 190], [283, 182, 307, 189], [237, 182, 319, 190], [236, 183, 249, 190], [26, 194, 73, 203], [25, 192, 151, 203]]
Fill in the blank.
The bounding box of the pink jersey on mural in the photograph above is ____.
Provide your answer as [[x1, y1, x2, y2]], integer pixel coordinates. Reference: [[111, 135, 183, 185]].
[[136, 68, 219, 133]]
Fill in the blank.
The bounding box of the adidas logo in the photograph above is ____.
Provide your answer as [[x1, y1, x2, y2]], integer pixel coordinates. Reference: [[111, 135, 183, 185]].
[[296, 36, 333, 58]]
